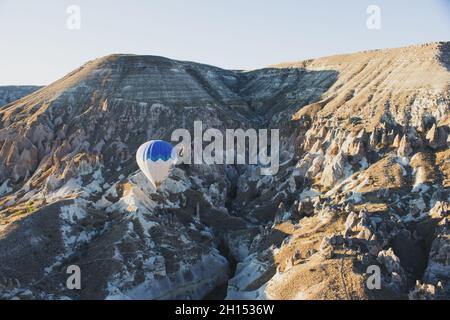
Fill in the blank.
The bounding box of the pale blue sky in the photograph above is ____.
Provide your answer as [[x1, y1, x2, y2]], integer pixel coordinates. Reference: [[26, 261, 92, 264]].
[[0, 0, 449, 85]]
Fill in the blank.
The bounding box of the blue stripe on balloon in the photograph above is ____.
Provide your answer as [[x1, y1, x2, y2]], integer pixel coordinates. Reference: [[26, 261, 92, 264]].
[[146, 140, 174, 162]]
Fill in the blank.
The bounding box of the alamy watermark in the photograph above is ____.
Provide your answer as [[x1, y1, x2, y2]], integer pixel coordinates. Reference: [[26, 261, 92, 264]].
[[366, 265, 381, 290], [66, 5, 81, 30], [366, 5, 381, 30], [66, 265, 81, 290], [171, 121, 280, 175]]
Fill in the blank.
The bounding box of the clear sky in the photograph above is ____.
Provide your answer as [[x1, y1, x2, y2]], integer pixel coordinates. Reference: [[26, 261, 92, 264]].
[[0, 0, 449, 85]]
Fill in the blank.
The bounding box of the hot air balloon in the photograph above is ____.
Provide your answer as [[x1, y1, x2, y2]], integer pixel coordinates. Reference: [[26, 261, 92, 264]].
[[136, 140, 177, 189]]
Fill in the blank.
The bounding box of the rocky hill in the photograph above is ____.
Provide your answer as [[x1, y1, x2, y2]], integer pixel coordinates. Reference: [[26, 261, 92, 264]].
[[0, 86, 42, 109], [0, 42, 448, 300]]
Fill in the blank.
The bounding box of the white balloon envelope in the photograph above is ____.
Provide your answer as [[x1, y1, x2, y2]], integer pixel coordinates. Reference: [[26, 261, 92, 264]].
[[136, 140, 177, 189]]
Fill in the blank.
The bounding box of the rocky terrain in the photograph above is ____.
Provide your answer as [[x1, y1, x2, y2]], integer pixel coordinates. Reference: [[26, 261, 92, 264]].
[[0, 42, 448, 300], [0, 86, 42, 109]]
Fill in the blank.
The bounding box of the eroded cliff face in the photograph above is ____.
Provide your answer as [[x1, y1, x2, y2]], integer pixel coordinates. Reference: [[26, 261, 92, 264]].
[[0, 86, 42, 109], [0, 42, 449, 300]]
